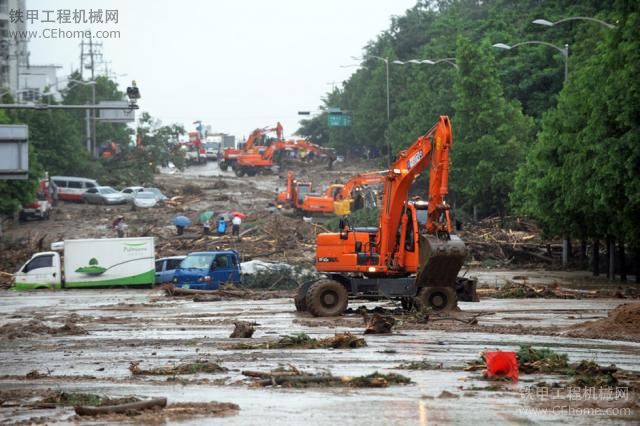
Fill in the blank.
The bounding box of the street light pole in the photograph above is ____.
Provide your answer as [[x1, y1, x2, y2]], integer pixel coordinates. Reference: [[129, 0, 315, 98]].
[[532, 16, 616, 29], [493, 41, 569, 82], [393, 57, 458, 70]]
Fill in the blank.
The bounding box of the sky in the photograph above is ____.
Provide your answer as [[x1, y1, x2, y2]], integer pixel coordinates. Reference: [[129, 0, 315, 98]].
[[26, 0, 418, 140]]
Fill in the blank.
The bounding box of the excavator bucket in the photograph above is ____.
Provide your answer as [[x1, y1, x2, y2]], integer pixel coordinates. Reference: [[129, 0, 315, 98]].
[[416, 234, 467, 289]]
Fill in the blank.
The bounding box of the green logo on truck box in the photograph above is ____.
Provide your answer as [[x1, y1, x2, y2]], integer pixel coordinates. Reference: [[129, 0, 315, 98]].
[[76, 257, 107, 275]]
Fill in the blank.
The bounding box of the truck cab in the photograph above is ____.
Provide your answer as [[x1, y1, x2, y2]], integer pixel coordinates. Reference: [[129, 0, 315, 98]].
[[173, 250, 241, 290], [20, 178, 53, 221], [15, 251, 62, 289]]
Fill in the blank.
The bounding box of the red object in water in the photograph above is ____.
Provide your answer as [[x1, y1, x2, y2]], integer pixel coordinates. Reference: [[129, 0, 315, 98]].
[[484, 351, 519, 382]]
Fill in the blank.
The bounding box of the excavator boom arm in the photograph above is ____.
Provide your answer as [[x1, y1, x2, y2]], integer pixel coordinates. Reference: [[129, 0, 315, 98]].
[[377, 116, 453, 267]]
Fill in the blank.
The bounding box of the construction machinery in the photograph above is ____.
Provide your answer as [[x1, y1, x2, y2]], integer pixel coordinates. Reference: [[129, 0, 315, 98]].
[[183, 132, 208, 165], [235, 138, 330, 177], [298, 172, 385, 216], [295, 116, 477, 316], [276, 171, 313, 210], [219, 122, 283, 172]]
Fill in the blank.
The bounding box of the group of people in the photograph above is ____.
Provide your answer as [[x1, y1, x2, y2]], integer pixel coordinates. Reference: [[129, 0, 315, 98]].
[[203, 215, 242, 236], [112, 213, 242, 239]]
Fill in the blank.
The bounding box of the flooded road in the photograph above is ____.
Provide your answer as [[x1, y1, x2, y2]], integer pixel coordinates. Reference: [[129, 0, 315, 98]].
[[0, 285, 638, 425]]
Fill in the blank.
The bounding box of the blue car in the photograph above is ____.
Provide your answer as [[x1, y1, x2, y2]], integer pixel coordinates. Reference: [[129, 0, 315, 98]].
[[155, 256, 186, 284], [173, 250, 241, 290]]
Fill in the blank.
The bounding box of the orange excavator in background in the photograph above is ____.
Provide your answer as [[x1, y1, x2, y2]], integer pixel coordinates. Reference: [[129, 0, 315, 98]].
[[235, 137, 331, 177], [295, 116, 478, 316], [276, 171, 313, 209], [219, 122, 283, 172], [297, 171, 385, 216]]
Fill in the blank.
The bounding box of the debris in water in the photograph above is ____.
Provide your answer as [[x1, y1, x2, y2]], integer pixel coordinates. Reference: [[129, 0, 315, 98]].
[[227, 332, 366, 350], [129, 360, 227, 375], [230, 321, 256, 338]]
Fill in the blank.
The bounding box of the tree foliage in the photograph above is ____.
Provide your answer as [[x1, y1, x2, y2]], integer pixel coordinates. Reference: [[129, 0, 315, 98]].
[[296, 0, 633, 253], [513, 1, 640, 247]]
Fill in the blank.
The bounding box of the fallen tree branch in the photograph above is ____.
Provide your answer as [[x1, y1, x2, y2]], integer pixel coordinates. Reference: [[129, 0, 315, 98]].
[[74, 397, 167, 416]]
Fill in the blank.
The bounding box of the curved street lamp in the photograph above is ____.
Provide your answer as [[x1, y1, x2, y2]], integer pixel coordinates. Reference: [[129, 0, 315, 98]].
[[393, 57, 458, 69], [532, 16, 616, 29], [493, 41, 569, 82]]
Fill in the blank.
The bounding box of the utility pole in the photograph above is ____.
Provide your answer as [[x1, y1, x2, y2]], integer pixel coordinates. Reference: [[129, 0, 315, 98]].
[[79, 39, 103, 157]]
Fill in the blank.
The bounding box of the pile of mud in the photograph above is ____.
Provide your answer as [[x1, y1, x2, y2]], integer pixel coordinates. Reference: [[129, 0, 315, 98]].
[[0, 319, 88, 339], [563, 303, 640, 341]]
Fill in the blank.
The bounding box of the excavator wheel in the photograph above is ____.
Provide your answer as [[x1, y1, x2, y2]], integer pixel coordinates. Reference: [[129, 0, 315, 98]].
[[235, 168, 245, 177], [219, 162, 228, 171], [246, 168, 257, 177], [416, 287, 457, 313], [305, 279, 348, 317], [294, 286, 307, 312]]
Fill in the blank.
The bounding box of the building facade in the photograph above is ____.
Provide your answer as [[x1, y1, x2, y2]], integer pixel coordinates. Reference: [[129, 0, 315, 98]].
[[0, 0, 28, 96]]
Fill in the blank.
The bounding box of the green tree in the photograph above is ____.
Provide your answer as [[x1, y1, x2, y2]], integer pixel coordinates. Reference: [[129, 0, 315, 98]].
[[513, 1, 639, 250], [61, 71, 131, 154], [0, 110, 44, 214], [452, 37, 534, 218]]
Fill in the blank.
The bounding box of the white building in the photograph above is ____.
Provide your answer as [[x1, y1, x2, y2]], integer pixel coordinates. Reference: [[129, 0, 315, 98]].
[[1, 0, 62, 101], [0, 0, 28, 96]]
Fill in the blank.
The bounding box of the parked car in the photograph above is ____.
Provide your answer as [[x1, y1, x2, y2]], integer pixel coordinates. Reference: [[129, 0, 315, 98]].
[[143, 187, 168, 203], [155, 256, 186, 284], [82, 186, 128, 205], [51, 176, 99, 202], [173, 250, 241, 290], [133, 191, 158, 208], [120, 186, 145, 201]]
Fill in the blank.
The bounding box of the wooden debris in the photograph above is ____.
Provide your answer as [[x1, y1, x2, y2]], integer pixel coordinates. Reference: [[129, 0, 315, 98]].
[[227, 332, 366, 350], [459, 216, 558, 265], [129, 360, 227, 375], [75, 397, 167, 416], [242, 368, 410, 388], [363, 313, 396, 334], [230, 321, 256, 338]]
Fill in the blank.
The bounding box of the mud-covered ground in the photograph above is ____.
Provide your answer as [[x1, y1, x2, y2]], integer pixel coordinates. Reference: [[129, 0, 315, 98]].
[[0, 277, 638, 425], [1, 161, 639, 424]]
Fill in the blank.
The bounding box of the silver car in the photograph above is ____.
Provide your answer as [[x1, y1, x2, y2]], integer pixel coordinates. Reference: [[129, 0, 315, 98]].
[[120, 186, 145, 202], [143, 187, 168, 203], [82, 186, 128, 205], [133, 191, 158, 208]]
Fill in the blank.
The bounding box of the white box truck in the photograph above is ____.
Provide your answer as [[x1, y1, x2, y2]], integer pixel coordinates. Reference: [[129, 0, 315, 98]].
[[14, 237, 155, 290]]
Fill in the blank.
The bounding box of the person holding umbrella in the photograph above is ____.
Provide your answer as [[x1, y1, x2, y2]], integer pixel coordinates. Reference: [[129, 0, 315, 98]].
[[174, 215, 192, 236], [199, 211, 214, 236]]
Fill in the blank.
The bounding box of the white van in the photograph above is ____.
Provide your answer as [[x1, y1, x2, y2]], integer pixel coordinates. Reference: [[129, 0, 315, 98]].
[[51, 176, 99, 201]]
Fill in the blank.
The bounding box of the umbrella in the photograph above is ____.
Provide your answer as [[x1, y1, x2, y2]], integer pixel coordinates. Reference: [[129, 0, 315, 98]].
[[231, 211, 247, 219], [173, 215, 192, 227], [198, 211, 214, 223]]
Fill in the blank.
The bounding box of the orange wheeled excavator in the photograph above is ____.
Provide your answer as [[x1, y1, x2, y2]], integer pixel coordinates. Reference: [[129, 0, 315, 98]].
[[298, 171, 385, 215], [219, 122, 283, 172], [276, 171, 313, 209], [236, 138, 331, 177], [295, 116, 478, 316]]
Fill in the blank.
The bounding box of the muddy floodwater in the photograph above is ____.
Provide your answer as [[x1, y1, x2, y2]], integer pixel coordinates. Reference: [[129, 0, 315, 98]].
[[0, 278, 638, 425]]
